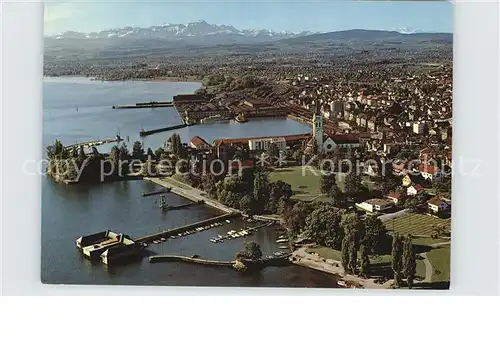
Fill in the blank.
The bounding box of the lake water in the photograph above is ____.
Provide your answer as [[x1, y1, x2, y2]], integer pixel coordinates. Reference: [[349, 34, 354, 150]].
[[41, 77, 339, 288]]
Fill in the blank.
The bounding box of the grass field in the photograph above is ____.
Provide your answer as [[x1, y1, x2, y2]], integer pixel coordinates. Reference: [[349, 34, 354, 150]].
[[269, 166, 348, 201], [269, 166, 323, 201], [306, 247, 342, 261], [385, 213, 451, 238], [426, 247, 451, 283]]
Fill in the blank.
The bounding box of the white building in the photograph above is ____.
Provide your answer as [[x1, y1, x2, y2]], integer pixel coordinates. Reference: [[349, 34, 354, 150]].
[[248, 137, 287, 152], [356, 198, 394, 213]]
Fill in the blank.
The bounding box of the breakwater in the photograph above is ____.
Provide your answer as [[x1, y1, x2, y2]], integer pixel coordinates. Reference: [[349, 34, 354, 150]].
[[113, 101, 174, 109], [149, 255, 235, 266], [139, 123, 186, 137]]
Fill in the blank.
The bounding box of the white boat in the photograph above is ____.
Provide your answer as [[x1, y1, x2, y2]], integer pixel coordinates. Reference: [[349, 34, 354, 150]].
[[210, 238, 217, 243], [226, 220, 231, 223], [241, 230, 249, 235], [178, 233, 182, 237], [278, 235, 287, 239], [227, 230, 236, 235], [160, 238, 166, 241], [276, 239, 288, 243]]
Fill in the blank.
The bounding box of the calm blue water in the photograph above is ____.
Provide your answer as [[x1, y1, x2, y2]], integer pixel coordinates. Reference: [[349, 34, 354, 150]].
[[41, 77, 337, 287]]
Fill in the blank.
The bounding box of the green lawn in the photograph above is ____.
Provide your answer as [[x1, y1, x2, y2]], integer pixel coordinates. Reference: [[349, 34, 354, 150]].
[[385, 213, 451, 238], [269, 166, 323, 201], [306, 247, 342, 261], [426, 247, 451, 283], [269, 166, 347, 201]]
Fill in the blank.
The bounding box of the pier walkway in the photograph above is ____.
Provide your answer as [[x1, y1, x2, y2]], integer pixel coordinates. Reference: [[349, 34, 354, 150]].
[[135, 212, 239, 244], [113, 101, 174, 109], [139, 124, 186, 137], [149, 255, 235, 266], [66, 137, 122, 150], [145, 177, 240, 214]]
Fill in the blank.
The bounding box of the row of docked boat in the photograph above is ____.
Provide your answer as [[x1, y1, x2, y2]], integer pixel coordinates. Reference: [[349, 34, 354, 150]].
[[210, 229, 251, 243], [151, 219, 232, 245], [276, 234, 289, 244], [209, 221, 274, 244]]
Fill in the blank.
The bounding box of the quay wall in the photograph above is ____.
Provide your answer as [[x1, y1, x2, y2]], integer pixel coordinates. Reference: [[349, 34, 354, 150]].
[[149, 255, 234, 266]]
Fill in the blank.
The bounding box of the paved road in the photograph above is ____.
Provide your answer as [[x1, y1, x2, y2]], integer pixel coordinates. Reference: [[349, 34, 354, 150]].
[[378, 209, 409, 223], [420, 252, 433, 283]]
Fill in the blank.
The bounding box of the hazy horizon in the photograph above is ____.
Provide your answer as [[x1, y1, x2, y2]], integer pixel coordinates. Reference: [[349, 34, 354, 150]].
[[44, 1, 453, 36]]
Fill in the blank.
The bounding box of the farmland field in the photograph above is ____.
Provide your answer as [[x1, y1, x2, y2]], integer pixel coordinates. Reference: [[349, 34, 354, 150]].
[[384, 213, 451, 238]]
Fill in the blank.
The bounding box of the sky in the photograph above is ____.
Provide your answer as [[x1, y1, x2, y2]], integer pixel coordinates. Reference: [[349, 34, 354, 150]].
[[44, 0, 453, 36]]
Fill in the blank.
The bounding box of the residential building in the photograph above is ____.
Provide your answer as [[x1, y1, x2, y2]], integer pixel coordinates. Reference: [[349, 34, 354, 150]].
[[428, 197, 450, 213], [407, 184, 425, 196], [356, 198, 394, 213]]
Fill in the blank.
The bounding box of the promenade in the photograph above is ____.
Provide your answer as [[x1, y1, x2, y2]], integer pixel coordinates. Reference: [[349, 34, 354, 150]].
[[291, 247, 393, 289], [145, 177, 240, 214]]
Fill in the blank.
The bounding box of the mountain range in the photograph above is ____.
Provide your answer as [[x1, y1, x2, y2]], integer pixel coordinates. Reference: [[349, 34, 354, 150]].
[[47, 20, 317, 41]]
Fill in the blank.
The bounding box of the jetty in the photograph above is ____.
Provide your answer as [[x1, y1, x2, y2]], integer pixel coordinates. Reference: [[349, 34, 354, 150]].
[[149, 255, 234, 267], [112, 101, 174, 109], [142, 188, 171, 197], [139, 123, 186, 137], [66, 136, 122, 150], [148, 253, 291, 268], [135, 212, 239, 244]]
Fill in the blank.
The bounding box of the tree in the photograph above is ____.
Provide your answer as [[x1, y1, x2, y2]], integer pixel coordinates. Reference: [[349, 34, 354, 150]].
[[253, 170, 270, 210], [364, 215, 387, 254], [132, 141, 145, 159], [268, 143, 280, 164], [391, 234, 404, 288], [154, 147, 165, 160], [320, 173, 337, 194], [431, 224, 447, 239], [341, 235, 351, 274], [236, 241, 262, 261], [344, 172, 363, 201], [304, 204, 343, 249], [168, 133, 186, 158], [239, 195, 256, 215], [403, 236, 416, 289], [119, 143, 129, 159], [359, 244, 370, 277], [282, 202, 316, 241], [405, 197, 419, 213], [201, 173, 217, 198], [146, 147, 155, 159], [341, 213, 364, 274], [328, 183, 345, 207]]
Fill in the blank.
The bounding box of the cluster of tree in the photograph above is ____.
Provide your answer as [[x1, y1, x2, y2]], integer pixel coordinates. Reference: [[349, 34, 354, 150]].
[[235, 241, 263, 262], [46, 139, 103, 182], [211, 169, 292, 215], [391, 234, 416, 289], [434, 177, 451, 199]]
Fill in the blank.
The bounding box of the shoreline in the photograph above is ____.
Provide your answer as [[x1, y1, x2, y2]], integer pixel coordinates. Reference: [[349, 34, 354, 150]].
[[291, 247, 393, 289], [44, 75, 202, 84]]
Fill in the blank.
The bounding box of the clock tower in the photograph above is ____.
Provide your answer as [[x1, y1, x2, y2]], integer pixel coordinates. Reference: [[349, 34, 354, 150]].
[[312, 101, 324, 151]]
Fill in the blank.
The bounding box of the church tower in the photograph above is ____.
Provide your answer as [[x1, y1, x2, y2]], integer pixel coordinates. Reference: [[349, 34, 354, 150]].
[[312, 101, 324, 151]]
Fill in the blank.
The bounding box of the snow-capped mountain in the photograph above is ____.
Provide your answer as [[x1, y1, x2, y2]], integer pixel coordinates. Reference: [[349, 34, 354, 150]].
[[396, 27, 424, 35], [50, 21, 317, 40]]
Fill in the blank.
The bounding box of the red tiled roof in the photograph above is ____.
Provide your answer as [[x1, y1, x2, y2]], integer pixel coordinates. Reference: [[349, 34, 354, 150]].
[[190, 136, 209, 147], [413, 184, 424, 191], [213, 133, 310, 146], [428, 196, 446, 206], [419, 164, 439, 174], [229, 160, 254, 168], [388, 192, 405, 199], [327, 133, 360, 144]]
